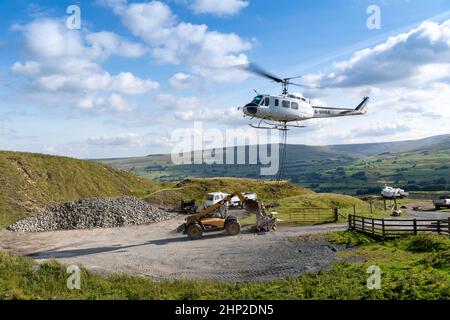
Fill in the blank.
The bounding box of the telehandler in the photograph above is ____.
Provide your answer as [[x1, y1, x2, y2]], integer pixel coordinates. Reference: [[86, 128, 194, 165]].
[[176, 191, 276, 240]]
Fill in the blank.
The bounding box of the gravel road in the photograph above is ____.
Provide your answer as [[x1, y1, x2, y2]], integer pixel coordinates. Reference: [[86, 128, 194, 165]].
[[0, 215, 348, 282]]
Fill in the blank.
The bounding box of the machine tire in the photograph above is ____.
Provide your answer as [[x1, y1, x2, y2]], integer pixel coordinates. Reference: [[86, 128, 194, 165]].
[[226, 220, 241, 236], [435, 206, 441, 210], [187, 224, 204, 240]]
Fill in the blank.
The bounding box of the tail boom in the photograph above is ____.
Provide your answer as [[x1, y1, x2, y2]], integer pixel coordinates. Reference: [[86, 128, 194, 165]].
[[312, 97, 369, 118]]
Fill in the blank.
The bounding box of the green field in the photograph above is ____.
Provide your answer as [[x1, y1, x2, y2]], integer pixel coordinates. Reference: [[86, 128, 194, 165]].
[[1, 233, 448, 300], [100, 135, 450, 196]]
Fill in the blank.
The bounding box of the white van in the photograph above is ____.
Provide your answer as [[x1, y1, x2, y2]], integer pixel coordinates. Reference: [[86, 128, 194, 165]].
[[205, 192, 229, 208], [229, 192, 258, 208], [381, 186, 409, 199]]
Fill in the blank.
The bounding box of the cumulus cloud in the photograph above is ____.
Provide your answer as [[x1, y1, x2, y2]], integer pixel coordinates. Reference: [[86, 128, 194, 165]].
[[169, 73, 195, 89], [190, 0, 249, 16], [348, 120, 417, 138], [10, 18, 158, 112], [174, 107, 246, 126], [76, 94, 134, 112], [155, 93, 202, 110], [304, 20, 450, 88], [86, 31, 147, 59], [101, 0, 251, 82], [87, 132, 145, 147], [10, 61, 40, 75]]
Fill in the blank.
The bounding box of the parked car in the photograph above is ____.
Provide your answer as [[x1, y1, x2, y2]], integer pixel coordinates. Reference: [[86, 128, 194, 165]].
[[433, 195, 450, 209]]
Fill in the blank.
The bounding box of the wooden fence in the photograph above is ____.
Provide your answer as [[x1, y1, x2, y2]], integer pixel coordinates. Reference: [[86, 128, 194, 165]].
[[287, 207, 339, 224], [348, 215, 450, 238]]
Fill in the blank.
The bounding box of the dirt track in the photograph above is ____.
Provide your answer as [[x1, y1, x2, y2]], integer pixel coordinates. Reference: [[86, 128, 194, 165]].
[[0, 215, 348, 282]]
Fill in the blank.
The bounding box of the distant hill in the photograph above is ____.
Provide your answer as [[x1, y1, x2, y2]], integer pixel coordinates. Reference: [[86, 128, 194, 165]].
[[100, 134, 450, 195], [327, 135, 450, 157], [0, 152, 160, 228]]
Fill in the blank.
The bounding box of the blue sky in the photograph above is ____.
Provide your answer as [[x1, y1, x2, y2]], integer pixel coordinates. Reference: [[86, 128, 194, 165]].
[[1, 0, 450, 158]]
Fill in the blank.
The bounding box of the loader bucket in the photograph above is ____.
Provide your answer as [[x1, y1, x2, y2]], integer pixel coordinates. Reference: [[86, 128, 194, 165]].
[[244, 199, 260, 213]]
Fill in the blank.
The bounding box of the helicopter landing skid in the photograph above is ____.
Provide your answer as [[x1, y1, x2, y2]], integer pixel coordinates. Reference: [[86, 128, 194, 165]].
[[249, 120, 306, 131]]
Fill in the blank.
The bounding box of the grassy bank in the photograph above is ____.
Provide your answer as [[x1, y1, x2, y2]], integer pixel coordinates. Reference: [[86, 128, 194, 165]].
[[1, 234, 448, 300], [144, 177, 313, 208], [0, 152, 160, 228]]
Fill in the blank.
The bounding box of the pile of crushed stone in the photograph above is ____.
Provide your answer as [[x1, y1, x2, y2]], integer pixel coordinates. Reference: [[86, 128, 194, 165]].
[[8, 196, 176, 233]]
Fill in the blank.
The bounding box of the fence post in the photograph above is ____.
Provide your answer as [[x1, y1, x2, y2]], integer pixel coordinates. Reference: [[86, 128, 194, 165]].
[[372, 219, 375, 234], [437, 220, 441, 235], [370, 202, 373, 214], [348, 214, 352, 230], [362, 217, 365, 233], [382, 218, 386, 239], [353, 204, 356, 215], [334, 208, 338, 223], [448, 217, 450, 235], [413, 219, 417, 235]]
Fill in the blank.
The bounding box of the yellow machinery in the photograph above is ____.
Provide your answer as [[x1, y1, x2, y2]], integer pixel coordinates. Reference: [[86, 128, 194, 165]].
[[177, 191, 265, 240]]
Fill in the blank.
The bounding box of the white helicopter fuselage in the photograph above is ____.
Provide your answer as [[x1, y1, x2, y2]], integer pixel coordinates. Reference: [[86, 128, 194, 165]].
[[243, 94, 314, 121], [242, 94, 369, 125]]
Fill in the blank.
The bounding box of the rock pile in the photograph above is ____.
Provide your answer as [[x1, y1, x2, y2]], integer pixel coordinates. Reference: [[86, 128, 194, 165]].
[[8, 197, 175, 233]]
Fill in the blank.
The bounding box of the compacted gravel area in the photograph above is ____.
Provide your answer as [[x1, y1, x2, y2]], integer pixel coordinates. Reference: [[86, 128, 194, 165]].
[[0, 214, 348, 282]]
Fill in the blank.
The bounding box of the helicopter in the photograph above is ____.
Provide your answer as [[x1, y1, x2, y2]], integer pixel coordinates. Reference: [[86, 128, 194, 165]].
[[239, 64, 369, 130]]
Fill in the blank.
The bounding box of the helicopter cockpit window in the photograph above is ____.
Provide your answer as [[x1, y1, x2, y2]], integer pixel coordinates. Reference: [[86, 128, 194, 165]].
[[282, 100, 290, 108], [264, 97, 270, 106], [251, 96, 264, 105]]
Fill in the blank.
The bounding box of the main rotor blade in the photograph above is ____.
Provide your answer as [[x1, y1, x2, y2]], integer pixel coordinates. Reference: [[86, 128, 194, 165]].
[[284, 75, 303, 81], [288, 81, 320, 89], [243, 63, 286, 83]]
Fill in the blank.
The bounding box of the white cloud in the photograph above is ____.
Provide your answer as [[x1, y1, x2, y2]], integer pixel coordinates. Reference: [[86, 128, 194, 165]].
[[87, 132, 144, 147], [348, 120, 419, 138], [305, 20, 450, 88], [191, 0, 249, 16], [111, 72, 159, 94], [11, 61, 40, 75], [155, 93, 202, 110], [174, 107, 246, 126], [169, 73, 195, 89], [10, 18, 158, 112], [102, 0, 251, 82], [76, 94, 133, 112], [86, 31, 146, 58]]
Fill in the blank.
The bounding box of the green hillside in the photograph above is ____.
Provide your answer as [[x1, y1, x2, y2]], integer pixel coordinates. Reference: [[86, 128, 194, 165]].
[[100, 135, 450, 195], [145, 177, 313, 208], [0, 152, 160, 228]]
